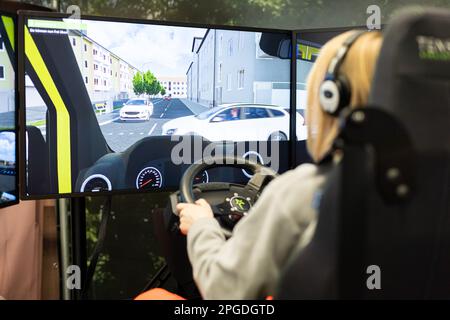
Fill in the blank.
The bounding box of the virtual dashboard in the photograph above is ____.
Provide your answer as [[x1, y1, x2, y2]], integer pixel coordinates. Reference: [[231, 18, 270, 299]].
[[74, 136, 289, 194]]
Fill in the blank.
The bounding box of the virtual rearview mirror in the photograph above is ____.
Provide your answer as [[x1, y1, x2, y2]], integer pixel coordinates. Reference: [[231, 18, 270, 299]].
[[259, 32, 292, 59]]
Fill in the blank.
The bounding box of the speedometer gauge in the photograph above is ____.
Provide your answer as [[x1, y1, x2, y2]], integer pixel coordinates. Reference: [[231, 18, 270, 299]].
[[194, 170, 209, 184], [136, 167, 163, 190], [80, 174, 112, 193]]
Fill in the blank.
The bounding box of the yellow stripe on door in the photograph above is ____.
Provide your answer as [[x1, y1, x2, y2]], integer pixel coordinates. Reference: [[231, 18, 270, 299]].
[[24, 26, 72, 194], [1, 16, 15, 51]]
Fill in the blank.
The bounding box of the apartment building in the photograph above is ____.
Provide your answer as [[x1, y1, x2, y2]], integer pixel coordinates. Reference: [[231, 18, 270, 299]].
[[0, 33, 15, 116], [158, 75, 187, 98], [69, 31, 140, 106]]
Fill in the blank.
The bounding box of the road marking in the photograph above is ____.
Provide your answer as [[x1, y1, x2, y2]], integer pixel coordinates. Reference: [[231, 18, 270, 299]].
[[129, 132, 134, 135], [148, 123, 157, 136], [119, 132, 124, 136], [140, 132, 144, 135], [99, 117, 120, 126], [159, 100, 172, 118], [153, 99, 164, 104]]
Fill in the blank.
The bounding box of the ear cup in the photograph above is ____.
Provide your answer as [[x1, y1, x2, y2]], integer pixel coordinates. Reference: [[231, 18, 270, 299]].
[[319, 76, 351, 116], [319, 79, 341, 115], [318, 30, 365, 117]]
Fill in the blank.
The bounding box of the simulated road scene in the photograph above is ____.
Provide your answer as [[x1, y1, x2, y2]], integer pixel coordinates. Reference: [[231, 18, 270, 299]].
[[97, 98, 207, 151], [24, 18, 299, 150]]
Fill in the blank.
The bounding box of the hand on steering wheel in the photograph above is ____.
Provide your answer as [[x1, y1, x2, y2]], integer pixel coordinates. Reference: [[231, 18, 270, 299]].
[[177, 199, 214, 235], [172, 156, 278, 232]]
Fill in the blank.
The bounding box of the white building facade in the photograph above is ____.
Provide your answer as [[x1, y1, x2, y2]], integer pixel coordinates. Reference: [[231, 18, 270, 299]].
[[186, 29, 292, 109]]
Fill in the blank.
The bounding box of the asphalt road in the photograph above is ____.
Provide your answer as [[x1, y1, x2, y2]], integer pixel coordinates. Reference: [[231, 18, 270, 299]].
[[100, 98, 195, 152]]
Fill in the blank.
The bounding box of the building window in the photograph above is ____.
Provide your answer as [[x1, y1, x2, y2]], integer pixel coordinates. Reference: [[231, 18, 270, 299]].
[[218, 35, 223, 57], [218, 63, 222, 82], [84, 44, 87, 52], [104, 80, 107, 86], [103, 67, 106, 73], [85, 77, 88, 84], [94, 64, 98, 70], [110, 70, 113, 76], [227, 73, 232, 91], [238, 69, 245, 89], [94, 78, 99, 85], [93, 49, 98, 55], [238, 32, 244, 51], [85, 60, 88, 68], [110, 58, 112, 64], [0, 39, 4, 51], [0, 65, 4, 80], [72, 38, 76, 46], [228, 39, 233, 56]]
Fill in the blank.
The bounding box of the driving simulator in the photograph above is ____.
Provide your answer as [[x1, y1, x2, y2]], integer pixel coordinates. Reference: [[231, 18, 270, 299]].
[[0, 0, 449, 309]]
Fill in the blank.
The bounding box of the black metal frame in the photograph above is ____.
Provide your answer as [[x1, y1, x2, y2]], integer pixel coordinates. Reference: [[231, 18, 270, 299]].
[[0, 10, 19, 209], [70, 197, 87, 300]]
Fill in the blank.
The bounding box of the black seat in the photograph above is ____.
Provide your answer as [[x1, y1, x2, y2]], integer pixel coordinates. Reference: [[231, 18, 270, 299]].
[[277, 8, 450, 299], [26, 125, 51, 195]]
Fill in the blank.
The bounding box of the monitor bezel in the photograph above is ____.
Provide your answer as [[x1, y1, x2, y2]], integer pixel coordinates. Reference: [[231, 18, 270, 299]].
[[0, 10, 19, 208]]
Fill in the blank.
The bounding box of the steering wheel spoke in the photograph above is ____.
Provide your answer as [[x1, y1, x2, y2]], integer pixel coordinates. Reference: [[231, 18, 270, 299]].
[[177, 156, 278, 231]]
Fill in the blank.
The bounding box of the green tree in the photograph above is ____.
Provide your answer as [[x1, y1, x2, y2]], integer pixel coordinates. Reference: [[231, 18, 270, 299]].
[[132, 72, 145, 96], [61, 0, 450, 30], [143, 70, 158, 96], [160, 86, 166, 96]]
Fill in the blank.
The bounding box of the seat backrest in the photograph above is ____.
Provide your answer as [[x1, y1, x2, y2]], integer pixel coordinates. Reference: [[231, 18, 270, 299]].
[[26, 125, 51, 195], [277, 8, 450, 299]]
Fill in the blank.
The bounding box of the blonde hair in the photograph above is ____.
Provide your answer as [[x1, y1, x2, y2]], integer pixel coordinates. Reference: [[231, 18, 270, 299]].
[[306, 31, 383, 162]]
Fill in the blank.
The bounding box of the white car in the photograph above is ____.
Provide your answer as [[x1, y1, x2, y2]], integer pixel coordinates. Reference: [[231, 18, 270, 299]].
[[162, 103, 307, 141], [119, 98, 154, 121]]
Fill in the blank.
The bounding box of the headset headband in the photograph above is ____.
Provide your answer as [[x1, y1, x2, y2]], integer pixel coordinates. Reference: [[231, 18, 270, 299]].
[[326, 30, 367, 77]]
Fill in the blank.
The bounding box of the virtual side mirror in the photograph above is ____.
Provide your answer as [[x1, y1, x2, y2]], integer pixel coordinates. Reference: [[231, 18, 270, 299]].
[[211, 116, 224, 123], [0, 129, 17, 207]]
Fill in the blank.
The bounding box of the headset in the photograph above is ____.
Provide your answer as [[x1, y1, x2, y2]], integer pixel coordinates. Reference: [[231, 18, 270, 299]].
[[319, 30, 367, 117]]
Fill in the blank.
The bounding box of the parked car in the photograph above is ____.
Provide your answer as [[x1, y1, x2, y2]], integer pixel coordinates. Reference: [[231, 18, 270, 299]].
[[164, 95, 172, 101], [162, 103, 307, 141], [119, 98, 154, 121]]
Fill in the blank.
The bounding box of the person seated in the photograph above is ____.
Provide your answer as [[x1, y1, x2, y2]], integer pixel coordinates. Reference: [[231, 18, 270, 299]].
[[153, 30, 383, 300]]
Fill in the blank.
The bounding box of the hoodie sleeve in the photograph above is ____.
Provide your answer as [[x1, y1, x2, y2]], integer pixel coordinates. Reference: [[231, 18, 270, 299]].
[[187, 164, 322, 299]]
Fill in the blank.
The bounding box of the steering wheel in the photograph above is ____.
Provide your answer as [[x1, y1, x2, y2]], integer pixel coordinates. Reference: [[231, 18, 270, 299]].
[[171, 156, 278, 231]]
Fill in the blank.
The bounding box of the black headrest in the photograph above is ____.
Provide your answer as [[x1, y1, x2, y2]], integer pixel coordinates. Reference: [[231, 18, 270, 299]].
[[369, 8, 450, 153]]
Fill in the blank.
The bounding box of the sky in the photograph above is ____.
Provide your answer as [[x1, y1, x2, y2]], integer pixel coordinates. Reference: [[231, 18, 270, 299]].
[[83, 20, 207, 77], [0, 132, 15, 163]]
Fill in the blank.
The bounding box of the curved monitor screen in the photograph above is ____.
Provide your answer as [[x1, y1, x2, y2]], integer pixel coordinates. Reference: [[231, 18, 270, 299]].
[[0, 13, 18, 208], [20, 13, 295, 197]]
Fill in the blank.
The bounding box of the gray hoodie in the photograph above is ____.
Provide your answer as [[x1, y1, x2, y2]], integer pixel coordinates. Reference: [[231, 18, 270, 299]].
[[187, 163, 329, 299]]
